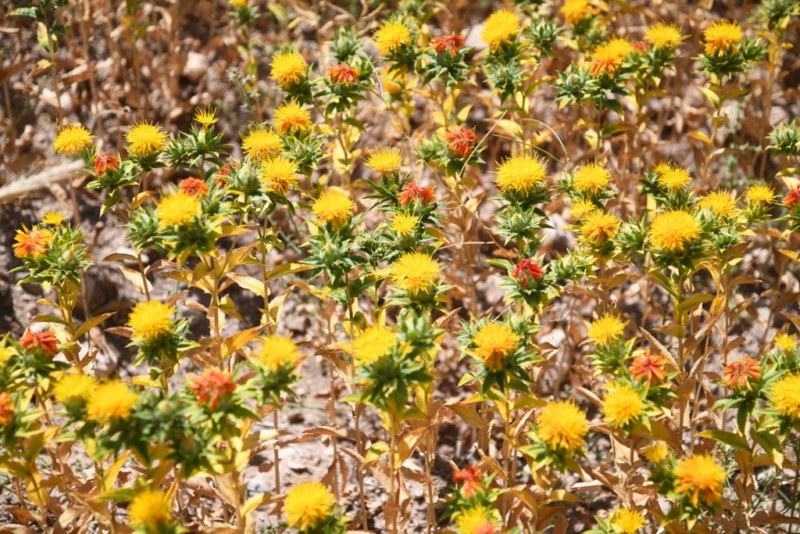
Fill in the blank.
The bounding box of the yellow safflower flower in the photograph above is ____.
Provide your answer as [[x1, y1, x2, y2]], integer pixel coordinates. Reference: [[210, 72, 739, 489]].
[[650, 210, 701, 253], [674, 454, 727, 506], [560, 0, 594, 24], [128, 301, 174, 343], [572, 163, 611, 195], [612, 508, 646, 533], [270, 50, 307, 88], [390, 213, 419, 237], [374, 21, 411, 55], [312, 188, 354, 228], [126, 122, 167, 158], [654, 163, 692, 189], [645, 23, 684, 48], [273, 102, 312, 134], [53, 374, 96, 403], [698, 191, 737, 217], [602, 383, 644, 428], [156, 192, 202, 229], [86, 381, 138, 423], [537, 401, 589, 453], [366, 147, 402, 174], [242, 128, 283, 161], [580, 211, 620, 246], [255, 335, 299, 372], [391, 252, 441, 295], [746, 184, 775, 205], [352, 325, 395, 366], [496, 155, 547, 195], [473, 322, 519, 370], [704, 20, 743, 55], [261, 156, 299, 194], [771, 374, 800, 419], [284, 481, 335, 531], [482, 10, 520, 50], [53, 125, 93, 156], [129, 489, 172, 529], [588, 314, 626, 345]]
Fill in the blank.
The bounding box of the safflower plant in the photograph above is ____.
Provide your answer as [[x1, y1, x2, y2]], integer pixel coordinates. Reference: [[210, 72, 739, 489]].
[[3, 0, 800, 533]]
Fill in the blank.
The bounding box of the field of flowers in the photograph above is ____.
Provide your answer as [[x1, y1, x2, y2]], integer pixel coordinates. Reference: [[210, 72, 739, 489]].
[[2, 0, 800, 532]]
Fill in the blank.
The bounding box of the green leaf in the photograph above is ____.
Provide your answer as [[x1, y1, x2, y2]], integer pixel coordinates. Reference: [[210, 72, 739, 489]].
[[700, 429, 750, 452]]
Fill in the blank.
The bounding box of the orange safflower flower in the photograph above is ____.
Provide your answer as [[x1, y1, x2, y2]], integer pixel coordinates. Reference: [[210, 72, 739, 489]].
[[189, 368, 237, 409], [20, 329, 59, 358], [328, 64, 358, 85], [0, 392, 12, 426], [399, 182, 435, 206], [94, 153, 119, 176], [431, 34, 464, 55], [13, 227, 53, 259], [453, 465, 482, 497], [444, 125, 478, 158], [630, 351, 668, 386], [179, 177, 209, 197], [722, 357, 761, 390]]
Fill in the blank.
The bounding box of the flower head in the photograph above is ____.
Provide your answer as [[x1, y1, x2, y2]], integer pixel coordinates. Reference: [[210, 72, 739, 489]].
[[612, 508, 646, 534], [156, 191, 202, 229], [86, 381, 138, 423], [674, 454, 727, 507], [312, 188, 353, 228], [496, 155, 547, 195], [482, 10, 520, 50], [572, 163, 611, 195], [179, 177, 209, 197], [128, 301, 174, 343], [473, 322, 519, 370], [453, 465, 482, 498], [391, 252, 441, 295], [94, 153, 120, 176], [771, 374, 800, 419], [588, 314, 625, 345], [271, 50, 307, 88], [645, 23, 683, 48], [722, 356, 761, 391], [126, 122, 167, 158], [642, 441, 670, 463], [129, 489, 172, 529], [630, 351, 668, 386], [42, 211, 65, 226], [13, 227, 53, 259], [399, 182, 435, 205], [704, 21, 743, 55], [255, 335, 299, 371], [374, 21, 411, 55], [366, 147, 402, 174], [456, 505, 497, 534], [432, 34, 464, 55], [580, 211, 620, 246], [260, 156, 299, 194], [602, 383, 644, 428], [390, 213, 419, 237], [785, 185, 800, 209], [284, 481, 335, 531], [352, 325, 395, 366], [650, 210, 701, 253], [571, 199, 598, 219], [698, 191, 737, 217], [590, 38, 634, 77], [746, 184, 775, 205], [560, 0, 594, 24], [242, 128, 283, 161], [537, 401, 589, 453], [20, 329, 59, 357], [273, 102, 312, 134], [0, 392, 13, 426], [654, 163, 692, 189], [53, 125, 93, 156], [328, 63, 359, 85], [194, 107, 218, 129], [54, 373, 96, 403], [444, 125, 478, 158], [190, 368, 237, 409], [511, 258, 543, 288], [775, 333, 797, 352]]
